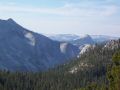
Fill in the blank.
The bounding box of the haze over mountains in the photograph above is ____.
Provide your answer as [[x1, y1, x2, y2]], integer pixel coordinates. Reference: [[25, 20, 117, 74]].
[[0, 18, 80, 71], [47, 34, 119, 44], [0, 18, 119, 72]]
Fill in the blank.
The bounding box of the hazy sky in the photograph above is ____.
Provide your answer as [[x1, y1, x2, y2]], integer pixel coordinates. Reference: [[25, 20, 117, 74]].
[[0, 0, 120, 36]]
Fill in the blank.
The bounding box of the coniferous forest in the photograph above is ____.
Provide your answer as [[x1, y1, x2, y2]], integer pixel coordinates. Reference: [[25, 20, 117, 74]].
[[0, 44, 119, 90]]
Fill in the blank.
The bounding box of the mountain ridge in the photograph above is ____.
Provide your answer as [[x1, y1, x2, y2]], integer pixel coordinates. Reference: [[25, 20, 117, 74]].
[[47, 34, 119, 44], [0, 18, 80, 71]]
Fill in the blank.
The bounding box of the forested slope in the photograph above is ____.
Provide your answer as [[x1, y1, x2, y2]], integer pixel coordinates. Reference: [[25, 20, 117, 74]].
[[0, 40, 119, 90]]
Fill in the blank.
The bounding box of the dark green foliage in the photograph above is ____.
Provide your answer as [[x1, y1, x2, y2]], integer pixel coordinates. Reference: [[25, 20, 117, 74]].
[[78, 50, 120, 90], [0, 44, 119, 90], [107, 50, 120, 90]]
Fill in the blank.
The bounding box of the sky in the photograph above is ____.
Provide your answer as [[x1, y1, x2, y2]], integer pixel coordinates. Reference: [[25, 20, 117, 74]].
[[0, 0, 120, 36]]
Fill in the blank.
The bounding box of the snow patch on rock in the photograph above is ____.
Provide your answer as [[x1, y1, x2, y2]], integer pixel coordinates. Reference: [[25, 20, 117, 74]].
[[80, 44, 95, 55], [80, 44, 91, 54], [69, 63, 94, 74], [103, 40, 120, 50], [60, 43, 68, 53], [25, 32, 36, 46]]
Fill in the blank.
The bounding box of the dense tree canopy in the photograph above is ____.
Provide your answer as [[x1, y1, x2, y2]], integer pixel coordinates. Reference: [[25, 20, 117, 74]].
[[0, 45, 119, 90]]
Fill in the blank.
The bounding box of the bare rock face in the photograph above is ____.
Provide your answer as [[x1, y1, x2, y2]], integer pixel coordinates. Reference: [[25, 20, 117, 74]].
[[80, 44, 95, 55], [104, 39, 120, 50], [0, 19, 80, 71]]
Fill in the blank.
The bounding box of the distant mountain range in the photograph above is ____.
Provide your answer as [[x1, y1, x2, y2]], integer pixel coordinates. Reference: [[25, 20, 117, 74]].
[[0, 19, 80, 71], [69, 35, 95, 47], [0, 18, 119, 72], [46, 34, 80, 42], [47, 34, 119, 44], [91, 35, 119, 43]]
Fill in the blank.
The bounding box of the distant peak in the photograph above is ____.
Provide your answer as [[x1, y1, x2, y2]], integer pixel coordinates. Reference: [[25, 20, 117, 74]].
[[81, 34, 91, 38], [7, 18, 14, 21], [0, 18, 16, 23], [7, 18, 16, 23], [84, 34, 90, 37], [0, 18, 25, 32]]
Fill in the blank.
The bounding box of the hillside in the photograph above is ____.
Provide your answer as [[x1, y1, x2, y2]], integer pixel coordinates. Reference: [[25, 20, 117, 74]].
[[0, 39, 119, 90], [0, 19, 80, 71]]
